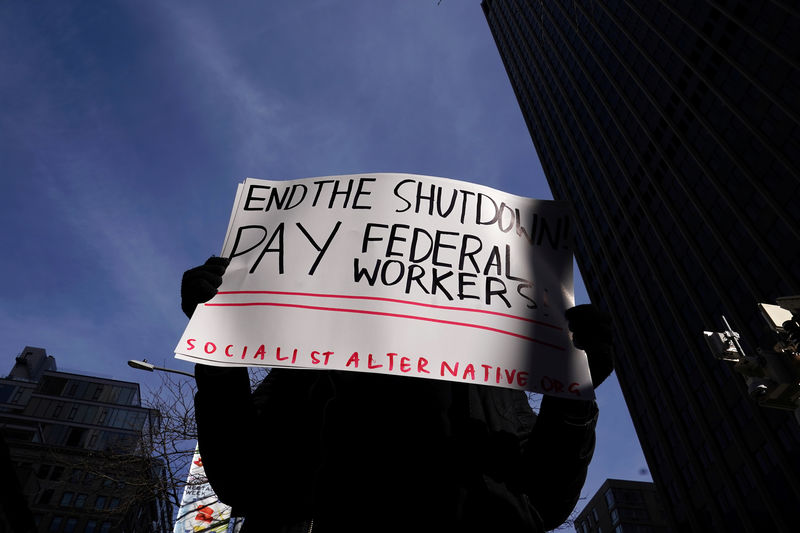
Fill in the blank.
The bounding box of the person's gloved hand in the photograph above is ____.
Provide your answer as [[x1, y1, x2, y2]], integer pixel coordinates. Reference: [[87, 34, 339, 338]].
[[565, 304, 614, 389], [181, 256, 230, 318]]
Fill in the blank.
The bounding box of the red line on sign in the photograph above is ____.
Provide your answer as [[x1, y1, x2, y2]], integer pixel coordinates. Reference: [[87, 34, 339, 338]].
[[204, 301, 566, 350], [216, 290, 561, 330]]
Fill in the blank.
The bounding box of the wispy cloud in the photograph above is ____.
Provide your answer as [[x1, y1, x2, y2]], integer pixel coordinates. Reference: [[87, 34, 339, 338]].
[[149, 1, 288, 171]]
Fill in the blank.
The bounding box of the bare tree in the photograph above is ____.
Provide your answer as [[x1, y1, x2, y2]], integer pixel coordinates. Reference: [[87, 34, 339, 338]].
[[140, 368, 269, 525], [140, 371, 199, 511]]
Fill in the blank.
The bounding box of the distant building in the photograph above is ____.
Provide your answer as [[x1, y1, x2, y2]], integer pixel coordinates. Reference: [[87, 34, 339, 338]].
[[483, 1, 800, 531], [574, 479, 669, 533], [0, 347, 172, 533]]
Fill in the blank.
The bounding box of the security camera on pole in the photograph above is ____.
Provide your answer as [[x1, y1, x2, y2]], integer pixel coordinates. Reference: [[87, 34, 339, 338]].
[[703, 296, 800, 426]]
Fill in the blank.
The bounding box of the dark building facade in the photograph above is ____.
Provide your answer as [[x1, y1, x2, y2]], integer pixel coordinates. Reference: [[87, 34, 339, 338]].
[[574, 479, 668, 533], [482, 1, 800, 531], [0, 347, 172, 533]]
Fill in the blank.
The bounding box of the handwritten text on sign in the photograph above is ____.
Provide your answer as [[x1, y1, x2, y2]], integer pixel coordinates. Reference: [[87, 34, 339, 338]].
[[175, 173, 592, 399]]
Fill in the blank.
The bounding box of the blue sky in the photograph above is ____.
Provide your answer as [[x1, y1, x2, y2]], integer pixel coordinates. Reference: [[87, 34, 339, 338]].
[[0, 0, 650, 524]]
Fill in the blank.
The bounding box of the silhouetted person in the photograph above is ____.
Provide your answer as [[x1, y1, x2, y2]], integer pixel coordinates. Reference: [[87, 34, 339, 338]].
[[183, 257, 614, 533]]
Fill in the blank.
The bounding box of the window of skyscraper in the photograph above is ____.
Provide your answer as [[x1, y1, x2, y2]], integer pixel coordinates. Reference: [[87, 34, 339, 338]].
[[59, 491, 73, 507], [606, 488, 616, 508], [47, 516, 62, 533], [74, 493, 87, 508]]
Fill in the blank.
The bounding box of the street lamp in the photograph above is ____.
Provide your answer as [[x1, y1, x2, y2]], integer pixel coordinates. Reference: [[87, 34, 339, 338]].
[[127, 359, 195, 378]]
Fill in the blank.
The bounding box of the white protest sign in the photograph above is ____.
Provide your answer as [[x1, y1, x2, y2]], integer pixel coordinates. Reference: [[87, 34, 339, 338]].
[[175, 173, 592, 399]]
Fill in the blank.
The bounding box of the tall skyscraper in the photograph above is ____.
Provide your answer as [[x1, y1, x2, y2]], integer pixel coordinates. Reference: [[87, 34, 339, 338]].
[[0, 347, 172, 533], [482, 1, 799, 531]]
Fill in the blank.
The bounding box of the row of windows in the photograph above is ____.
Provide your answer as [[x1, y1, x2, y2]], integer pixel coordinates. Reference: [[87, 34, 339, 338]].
[[41, 423, 139, 451], [605, 486, 646, 509], [59, 491, 119, 511], [611, 506, 651, 524], [669, 1, 797, 114], [27, 396, 150, 431], [46, 516, 112, 533], [35, 487, 118, 511], [583, 0, 794, 229], [524, 0, 788, 318], [38, 376, 139, 407], [28, 463, 126, 488], [0, 382, 33, 405]]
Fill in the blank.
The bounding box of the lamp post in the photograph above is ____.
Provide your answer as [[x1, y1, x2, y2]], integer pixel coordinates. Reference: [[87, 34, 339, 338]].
[[127, 359, 194, 378]]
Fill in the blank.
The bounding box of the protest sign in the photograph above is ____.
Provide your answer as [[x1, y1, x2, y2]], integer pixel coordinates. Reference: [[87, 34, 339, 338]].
[[175, 173, 592, 398], [173, 446, 243, 533]]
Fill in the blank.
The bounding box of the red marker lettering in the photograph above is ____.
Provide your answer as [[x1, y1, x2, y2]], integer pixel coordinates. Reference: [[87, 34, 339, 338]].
[[322, 351, 334, 365], [441, 361, 459, 377], [517, 371, 529, 388], [254, 345, 266, 360], [386, 352, 398, 371], [225, 345, 235, 358], [481, 364, 492, 382], [505, 369, 517, 384], [368, 353, 383, 369], [204, 342, 216, 354], [276, 347, 288, 362], [291, 348, 298, 364], [462, 363, 476, 381], [541, 375, 563, 392], [186, 339, 196, 351], [568, 382, 581, 396], [346, 352, 360, 368], [417, 357, 430, 374], [400, 357, 411, 373], [311, 351, 321, 364]]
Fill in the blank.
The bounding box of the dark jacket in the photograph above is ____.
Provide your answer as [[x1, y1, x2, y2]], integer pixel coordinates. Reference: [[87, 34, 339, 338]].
[[194, 366, 597, 533]]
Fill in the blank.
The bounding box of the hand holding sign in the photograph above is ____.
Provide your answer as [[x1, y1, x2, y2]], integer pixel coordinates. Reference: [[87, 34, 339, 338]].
[[181, 257, 231, 318], [565, 304, 614, 389]]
